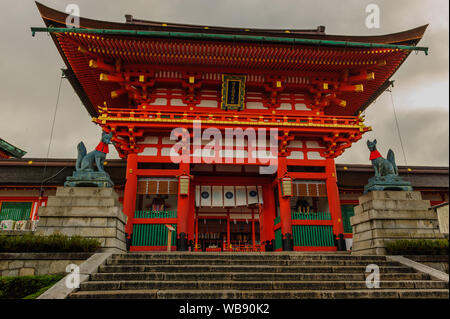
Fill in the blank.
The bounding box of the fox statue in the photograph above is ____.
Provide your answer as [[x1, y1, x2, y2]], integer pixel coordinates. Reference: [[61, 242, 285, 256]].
[[367, 139, 398, 177], [363, 139, 412, 193], [76, 131, 113, 173]]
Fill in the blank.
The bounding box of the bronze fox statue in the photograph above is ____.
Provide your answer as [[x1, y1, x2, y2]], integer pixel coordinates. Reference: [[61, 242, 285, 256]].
[[76, 131, 113, 173], [367, 139, 398, 177]]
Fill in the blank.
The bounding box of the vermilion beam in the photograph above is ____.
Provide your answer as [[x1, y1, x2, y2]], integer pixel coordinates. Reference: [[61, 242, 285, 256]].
[[123, 153, 138, 239]]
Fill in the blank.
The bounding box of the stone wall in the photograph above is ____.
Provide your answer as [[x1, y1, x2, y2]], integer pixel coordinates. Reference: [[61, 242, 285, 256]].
[[435, 203, 449, 235], [0, 230, 33, 236], [35, 187, 127, 253], [351, 191, 444, 255], [0, 253, 92, 277]]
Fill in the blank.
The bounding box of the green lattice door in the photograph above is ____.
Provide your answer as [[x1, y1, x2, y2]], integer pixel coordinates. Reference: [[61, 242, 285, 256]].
[[0, 202, 32, 221], [131, 211, 177, 249], [341, 205, 355, 234], [291, 212, 335, 247]]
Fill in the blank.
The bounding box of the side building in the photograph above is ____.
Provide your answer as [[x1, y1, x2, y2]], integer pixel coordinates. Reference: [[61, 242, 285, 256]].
[[0, 158, 447, 250]]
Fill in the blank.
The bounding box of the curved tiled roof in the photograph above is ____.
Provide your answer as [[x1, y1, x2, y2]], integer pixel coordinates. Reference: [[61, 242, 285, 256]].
[[35, 2, 426, 46], [0, 138, 26, 159], [33, 2, 428, 117]]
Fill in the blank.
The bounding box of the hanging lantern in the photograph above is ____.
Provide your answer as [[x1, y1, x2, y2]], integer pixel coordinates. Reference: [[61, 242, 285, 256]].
[[178, 175, 190, 196], [281, 177, 293, 197]]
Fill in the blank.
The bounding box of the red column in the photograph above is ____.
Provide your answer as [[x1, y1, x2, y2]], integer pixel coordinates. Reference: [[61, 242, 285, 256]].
[[227, 211, 230, 250], [176, 162, 190, 251], [277, 157, 293, 251], [123, 153, 138, 245], [187, 179, 196, 249], [194, 216, 199, 251], [325, 158, 345, 249], [252, 223, 256, 250], [261, 183, 276, 250]]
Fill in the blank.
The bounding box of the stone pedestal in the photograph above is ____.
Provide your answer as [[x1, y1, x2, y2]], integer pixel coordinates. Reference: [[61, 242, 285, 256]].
[[64, 171, 114, 188], [36, 187, 126, 253], [434, 203, 449, 235], [351, 191, 444, 255]]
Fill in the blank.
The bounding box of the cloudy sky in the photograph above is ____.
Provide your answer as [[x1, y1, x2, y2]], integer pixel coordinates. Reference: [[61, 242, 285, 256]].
[[0, 0, 448, 167]]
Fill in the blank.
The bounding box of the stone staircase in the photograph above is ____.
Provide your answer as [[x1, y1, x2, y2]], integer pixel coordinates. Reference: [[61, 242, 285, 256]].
[[69, 252, 449, 299]]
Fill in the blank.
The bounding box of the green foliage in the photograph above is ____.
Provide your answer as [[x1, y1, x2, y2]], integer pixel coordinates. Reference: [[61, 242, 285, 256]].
[[0, 233, 101, 252], [0, 274, 64, 299], [22, 283, 56, 299], [386, 239, 449, 255]]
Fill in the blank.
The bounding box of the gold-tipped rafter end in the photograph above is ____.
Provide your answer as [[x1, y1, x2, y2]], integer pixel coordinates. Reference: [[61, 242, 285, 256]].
[[89, 59, 98, 68], [78, 46, 88, 54]]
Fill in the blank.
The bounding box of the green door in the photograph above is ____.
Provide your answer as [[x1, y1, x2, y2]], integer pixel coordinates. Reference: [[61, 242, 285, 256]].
[[0, 202, 33, 221], [341, 205, 355, 234]]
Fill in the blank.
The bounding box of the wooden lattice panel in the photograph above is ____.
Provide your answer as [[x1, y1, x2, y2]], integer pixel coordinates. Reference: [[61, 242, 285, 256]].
[[293, 183, 327, 197], [136, 180, 178, 195]]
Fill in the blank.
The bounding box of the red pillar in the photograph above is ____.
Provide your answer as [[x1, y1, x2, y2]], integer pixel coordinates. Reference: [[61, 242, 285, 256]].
[[261, 183, 276, 250], [277, 157, 293, 251], [123, 153, 138, 247], [194, 216, 199, 251], [251, 210, 256, 250], [187, 179, 196, 249], [176, 162, 190, 251], [325, 158, 345, 250], [227, 211, 230, 250]]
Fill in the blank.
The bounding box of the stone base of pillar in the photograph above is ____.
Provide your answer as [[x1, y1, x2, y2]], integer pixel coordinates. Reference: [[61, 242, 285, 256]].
[[264, 240, 274, 251], [335, 233, 347, 251], [36, 187, 127, 253], [176, 232, 188, 251], [351, 191, 444, 255], [125, 234, 132, 251], [282, 233, 294, 251]]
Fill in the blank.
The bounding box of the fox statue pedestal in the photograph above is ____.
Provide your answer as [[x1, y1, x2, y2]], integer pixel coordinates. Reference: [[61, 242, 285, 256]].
[[64, 171, 114, 188], [364, 175, 413, 193], [350, 191, 444, 255], [35, 187, 127, 253]]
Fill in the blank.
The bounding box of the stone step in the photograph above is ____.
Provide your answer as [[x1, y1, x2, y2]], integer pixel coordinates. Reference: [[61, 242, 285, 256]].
[[78, 280, 448, 291], [97, 264, 416, 274], [89, 271, 431, 282], [69, 289, 450, 299], [105, 258, 399, 267], [69, 251, 447, 300], [110, 253, 386, 261]]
